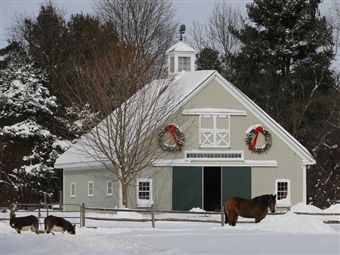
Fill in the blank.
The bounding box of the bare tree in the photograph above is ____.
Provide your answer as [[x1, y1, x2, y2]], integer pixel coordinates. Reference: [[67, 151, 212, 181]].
[[206, 2, 243, 57], [190, 2, 243, 55], [67, 39, 179, 207], [95, 0, 177, 76]]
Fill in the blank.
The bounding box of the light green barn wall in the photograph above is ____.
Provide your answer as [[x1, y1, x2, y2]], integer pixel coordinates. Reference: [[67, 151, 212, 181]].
[[148, 79, 305, 205], [63, 169, 120, 211], [127, 166, 172, 210]]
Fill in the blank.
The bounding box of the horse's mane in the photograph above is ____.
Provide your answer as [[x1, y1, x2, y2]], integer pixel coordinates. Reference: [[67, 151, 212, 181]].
[[255, 194, 273, 208]]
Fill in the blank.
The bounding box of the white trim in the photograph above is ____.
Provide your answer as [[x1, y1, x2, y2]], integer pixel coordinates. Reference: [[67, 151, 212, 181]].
[[118, 181, 123, 208], [63, 172, 65, 209], [201, 166, 204, 209], [302, 165, 307, 204], [275, 179, 291, 206], [88, 181, 94, 197], [136, 178, 153, 207], [106, 180, 113, 196], [183, 108, 247, 116], [70, 182, 76, 198], [56, 160, 112, 170], [153, 159, 277, 167]]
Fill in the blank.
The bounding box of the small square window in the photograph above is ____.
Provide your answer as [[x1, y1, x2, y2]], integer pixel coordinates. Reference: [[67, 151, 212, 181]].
[[70, 183, 76, 198], [88, 181, 94, 197], [107, 180, 113, 196]]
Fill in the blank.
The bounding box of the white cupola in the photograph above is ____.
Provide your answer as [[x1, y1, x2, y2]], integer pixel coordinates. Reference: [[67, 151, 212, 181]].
[[166, 41, 196, 75]]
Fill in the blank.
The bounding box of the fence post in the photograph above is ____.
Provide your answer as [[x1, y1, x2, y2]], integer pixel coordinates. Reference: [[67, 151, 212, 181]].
[[151, 204, 155, 228], [44, 192, 47, 209], [38, 206, 41, 219], [59, 191, 63, 211], [221, 206, 225, 226], [80, 203, 85, 228]]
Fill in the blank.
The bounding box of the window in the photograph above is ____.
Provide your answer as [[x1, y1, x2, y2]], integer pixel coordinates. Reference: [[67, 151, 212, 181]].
[[107, 180, 113, 196], [137, 178, 153, 207], [70, 183, 76, 198], [275, 179, 290, 205], [199, 115, 230, 148], [178, 57, 191, 72], [170, 56, 174, 73], [88, 181, 93, 197]]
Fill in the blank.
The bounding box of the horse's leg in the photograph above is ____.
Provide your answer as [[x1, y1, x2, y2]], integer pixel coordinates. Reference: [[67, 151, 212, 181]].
[[224, 210, 228, 224], [255, 213, 266, 223], [227, 210, 234, 226], [232, 214, 238, 226]]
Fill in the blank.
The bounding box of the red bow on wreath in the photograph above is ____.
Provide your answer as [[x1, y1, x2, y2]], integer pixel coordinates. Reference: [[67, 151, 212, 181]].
[[166, 124, 182, 151], [249, 126, 264, 150]]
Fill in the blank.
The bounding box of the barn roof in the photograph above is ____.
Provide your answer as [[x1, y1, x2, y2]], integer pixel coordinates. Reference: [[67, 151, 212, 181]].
[[55, 70, 315, 169]]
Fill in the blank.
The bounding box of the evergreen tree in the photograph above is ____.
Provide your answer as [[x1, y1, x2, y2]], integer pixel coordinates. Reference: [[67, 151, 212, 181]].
[[0, 50, 68, 205], [232, 0, 339, 207], [196, 47, 222, 73]]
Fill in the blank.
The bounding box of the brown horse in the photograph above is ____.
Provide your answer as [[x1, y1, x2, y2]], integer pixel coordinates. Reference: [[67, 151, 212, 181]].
[[224, 194, 276, 226]]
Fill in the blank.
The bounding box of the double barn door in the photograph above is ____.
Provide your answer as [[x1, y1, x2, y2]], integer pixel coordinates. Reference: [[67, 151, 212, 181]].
[[172, 166, 251, 211]]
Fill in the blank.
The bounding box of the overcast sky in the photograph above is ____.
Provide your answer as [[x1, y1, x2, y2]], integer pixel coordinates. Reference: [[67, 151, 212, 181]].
[[0, 0, 334, 48]]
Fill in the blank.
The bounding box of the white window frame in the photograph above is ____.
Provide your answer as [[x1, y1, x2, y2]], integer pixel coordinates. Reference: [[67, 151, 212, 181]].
[[275, 179, 291, 206], [178, 56, 191, 72], [107, 180, 113, 196], [136, 178, 153, 207], [88, 181, 94, 197], [199, 115, 231, 148], [169, 56, 175, 73], [70, 182, 76, 198]]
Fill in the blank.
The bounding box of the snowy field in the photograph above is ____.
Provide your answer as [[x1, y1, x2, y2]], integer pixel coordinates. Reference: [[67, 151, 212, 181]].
[[1, 204, 339, 255]]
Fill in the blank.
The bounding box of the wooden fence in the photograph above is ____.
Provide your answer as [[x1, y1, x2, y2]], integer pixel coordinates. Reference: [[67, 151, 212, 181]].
[[80, 204, 340, 228], [80, 204, 267, 228]]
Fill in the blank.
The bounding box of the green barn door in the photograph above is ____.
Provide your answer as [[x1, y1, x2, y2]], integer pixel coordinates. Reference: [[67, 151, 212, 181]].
[[222, 167, 251, 203], [172, 166, 202, 211]]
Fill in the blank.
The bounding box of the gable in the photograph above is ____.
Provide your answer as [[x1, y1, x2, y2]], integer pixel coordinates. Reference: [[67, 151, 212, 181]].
[[168, 73, 315, 165], [56, 70, 315, 169]]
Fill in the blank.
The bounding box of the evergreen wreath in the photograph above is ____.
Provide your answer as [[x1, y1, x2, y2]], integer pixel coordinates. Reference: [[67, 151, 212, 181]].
[[245, 125, 272, 153], [158, 124, 185, 151]]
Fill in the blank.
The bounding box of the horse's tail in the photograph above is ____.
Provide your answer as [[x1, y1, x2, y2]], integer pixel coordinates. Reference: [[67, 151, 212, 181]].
[[223, 204, 228, 224]]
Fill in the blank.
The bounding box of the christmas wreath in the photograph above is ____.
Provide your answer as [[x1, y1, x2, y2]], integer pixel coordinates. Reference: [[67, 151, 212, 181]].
[[245, 125, 272, 153], [158, 124, 185, 151]]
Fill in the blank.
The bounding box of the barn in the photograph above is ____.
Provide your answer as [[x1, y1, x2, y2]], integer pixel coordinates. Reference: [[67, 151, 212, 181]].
[[55, 41, 315, 212]]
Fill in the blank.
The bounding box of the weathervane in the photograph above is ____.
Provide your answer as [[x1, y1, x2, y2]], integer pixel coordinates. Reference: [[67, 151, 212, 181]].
[[179, 24, 186, 41]]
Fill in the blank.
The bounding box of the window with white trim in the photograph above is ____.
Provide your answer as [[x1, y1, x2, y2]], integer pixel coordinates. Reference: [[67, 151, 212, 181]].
[[107, 180, 113, 196], [88, 181, 94, 197], [199, 115, 230, 148], [275, 179, 290, 205], [178, 57, 191, 72], [70, 183, 76, 198], [137, 178, 153, 207], [170, 56, 174, 73]]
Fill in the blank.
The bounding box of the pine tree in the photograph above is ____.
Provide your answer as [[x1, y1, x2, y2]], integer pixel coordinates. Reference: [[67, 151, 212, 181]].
[[232, 0, 339, 207], [0, 50, 68, 205], [196, 47, 222, 73]]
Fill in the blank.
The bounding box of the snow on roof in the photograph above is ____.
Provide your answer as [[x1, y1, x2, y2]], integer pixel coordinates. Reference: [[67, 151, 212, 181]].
[[56, 69, 315, 168], [55, 70, 215, 168], [166, 41, 196, 54]]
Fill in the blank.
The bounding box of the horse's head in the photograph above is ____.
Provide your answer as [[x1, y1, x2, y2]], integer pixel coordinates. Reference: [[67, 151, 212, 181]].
[[269, 194, 276, 213]]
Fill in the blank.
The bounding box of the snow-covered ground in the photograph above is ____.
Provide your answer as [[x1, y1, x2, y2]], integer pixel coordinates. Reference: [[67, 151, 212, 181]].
[[1, 206, 339, 255]]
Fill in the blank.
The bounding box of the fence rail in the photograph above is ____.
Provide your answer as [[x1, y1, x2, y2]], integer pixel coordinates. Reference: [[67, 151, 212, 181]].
[[81, 204, 227, 228], [1, 203, 82, 227]]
